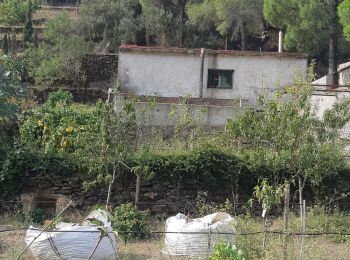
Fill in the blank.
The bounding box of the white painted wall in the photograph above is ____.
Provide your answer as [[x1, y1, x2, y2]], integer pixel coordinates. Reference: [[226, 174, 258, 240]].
[[118, 50, 308, 102], [118, 52, 201, 97], [203, 55, 307, 100], [115, 100, 240, 128]]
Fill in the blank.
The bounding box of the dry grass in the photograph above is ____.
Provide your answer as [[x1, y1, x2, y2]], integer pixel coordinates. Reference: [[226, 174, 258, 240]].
[[1, 211, 350, 260]]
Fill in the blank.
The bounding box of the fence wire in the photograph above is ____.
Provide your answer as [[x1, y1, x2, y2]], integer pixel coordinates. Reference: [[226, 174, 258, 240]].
[[1, 202, 350, 259]]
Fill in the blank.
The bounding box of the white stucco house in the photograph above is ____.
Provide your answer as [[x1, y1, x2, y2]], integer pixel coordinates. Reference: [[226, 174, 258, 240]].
[[116, 46, 308, 128], [311, 62, 350, 146]]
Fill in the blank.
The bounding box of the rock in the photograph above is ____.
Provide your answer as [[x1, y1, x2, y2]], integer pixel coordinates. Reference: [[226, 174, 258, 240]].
[[144, 192, 158, 200], [129, 192, 136, 199]]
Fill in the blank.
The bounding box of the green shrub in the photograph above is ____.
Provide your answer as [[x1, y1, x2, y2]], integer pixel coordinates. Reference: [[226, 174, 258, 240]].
[[19, 208, 45, 226], [211, 242, 245, 260], [112, 203, 149, 243], [235, 215, 263, 259], [131, 145, 250, 192]]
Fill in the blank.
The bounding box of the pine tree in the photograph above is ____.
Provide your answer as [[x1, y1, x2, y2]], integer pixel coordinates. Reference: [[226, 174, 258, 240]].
[[264, 0, 340, 85], [2, 34, 9, 55], [23, 0, 33, 46]]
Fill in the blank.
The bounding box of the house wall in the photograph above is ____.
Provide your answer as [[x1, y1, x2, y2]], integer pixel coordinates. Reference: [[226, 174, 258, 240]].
[[203, 54, 307, 100], [118, 50, 308, 102], [115, 100, 243, 129], [311, 91, 350, 142]]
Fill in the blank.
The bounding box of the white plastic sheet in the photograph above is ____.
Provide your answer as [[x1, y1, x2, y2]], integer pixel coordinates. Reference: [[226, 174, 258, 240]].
[[25, 209, 117, 260], [163, 212, 236, 257]]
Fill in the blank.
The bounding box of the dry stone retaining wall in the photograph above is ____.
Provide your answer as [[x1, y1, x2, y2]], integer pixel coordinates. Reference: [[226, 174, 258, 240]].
[[20, 173, 220, 214]]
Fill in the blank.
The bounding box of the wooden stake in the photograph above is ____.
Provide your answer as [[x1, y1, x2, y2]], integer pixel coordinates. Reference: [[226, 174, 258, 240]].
[[283, 184, 290, 260], [299, 200, 306, 260], [263, 215, 268, 250], [135, 174, 140, 209]]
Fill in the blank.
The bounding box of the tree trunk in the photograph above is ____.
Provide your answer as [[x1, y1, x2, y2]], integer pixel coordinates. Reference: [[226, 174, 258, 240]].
[[241, 22, 247, 51], [329, 33, 338, 86], [297, 175, 303, 228], [178, 1, 185, 47], [328, 0, 339, 86]]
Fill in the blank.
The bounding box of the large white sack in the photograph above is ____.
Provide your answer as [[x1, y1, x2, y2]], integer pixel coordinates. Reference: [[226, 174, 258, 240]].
[[25, 209, 117, 260], [163, 212, 236, 257]]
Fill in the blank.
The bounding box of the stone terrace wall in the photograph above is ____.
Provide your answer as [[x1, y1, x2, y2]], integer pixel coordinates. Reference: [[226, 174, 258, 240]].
[[80, 54, 118, 89], [21, 173, 225, 214]]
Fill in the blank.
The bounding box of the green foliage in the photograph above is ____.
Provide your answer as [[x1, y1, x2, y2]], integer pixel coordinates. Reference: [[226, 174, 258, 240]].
[[263, 0, 332, 53], [194, 191, 234, 216], [211, 242, 245, 260], [0, 147, 79, 196], [187, 0, 263, 50], [0, 0, 28, 25], [0, 55, 28, 195], [306, 206, 350, 243], [235, 215, 264, 259], [23, 0, 33, 46], [168, 95, 207, 150], [25, 12, 91, 88], [339, 0, 350, 42], [132, 145, 246, 191], [226, 65, 349, 202], [78, 0, 138, 47], [112, 203, 149, 243], [253, 179, 285, 215], [19, 90, 97, 153], [2, 34, 9, 55], [138, 0, 173, 46], [0, 55, 27, 123], [18, 208, 45, 226]]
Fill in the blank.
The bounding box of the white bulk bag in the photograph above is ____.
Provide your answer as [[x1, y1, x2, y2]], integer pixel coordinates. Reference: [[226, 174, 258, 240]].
[[163, 212, 236, 257], [25, 209, 117, 260]]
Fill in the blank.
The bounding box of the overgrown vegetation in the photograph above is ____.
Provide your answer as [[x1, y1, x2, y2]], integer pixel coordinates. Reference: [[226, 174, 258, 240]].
[[211, 242, 245, 260], [112, 203, 150, 243]]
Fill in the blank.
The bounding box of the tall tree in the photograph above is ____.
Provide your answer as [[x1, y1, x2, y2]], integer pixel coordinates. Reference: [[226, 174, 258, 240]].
[[78, 0, 139, 47], [338, 0, 350, 41], [138, 0, 173, 46], [2, 34, 9, 55], [23, 0, 33, 46], [0, 0, 27, 25], [187, 0, 263, 50], [264, 0, 340, 85]]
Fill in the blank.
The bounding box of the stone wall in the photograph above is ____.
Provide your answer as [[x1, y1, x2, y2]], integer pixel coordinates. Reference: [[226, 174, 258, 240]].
[[80, 54, 118, 89], [20, 173, 225, 214]]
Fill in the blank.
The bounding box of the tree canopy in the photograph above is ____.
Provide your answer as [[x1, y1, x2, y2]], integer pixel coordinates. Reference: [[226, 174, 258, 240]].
[[187, 0, 263, 50], [264, 0, 340, 84], [226, 64, 350, 203]]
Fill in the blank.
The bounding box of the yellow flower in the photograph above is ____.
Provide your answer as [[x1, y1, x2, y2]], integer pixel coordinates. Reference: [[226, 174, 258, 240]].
[[37, 120, 44, 126], [61, 140, 67, 148], [66, 127, 74, 134]]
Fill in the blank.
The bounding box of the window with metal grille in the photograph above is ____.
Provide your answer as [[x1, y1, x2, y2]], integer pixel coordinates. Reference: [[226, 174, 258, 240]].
[[207, 69, 233, 89]]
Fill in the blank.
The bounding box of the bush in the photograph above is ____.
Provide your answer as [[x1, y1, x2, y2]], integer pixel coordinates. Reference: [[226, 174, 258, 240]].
[[0, 147, 79, 197], [19, 208, 45, 226], [131, 145, 249, 192], [112, 203, 149, 243], [211, 242, 245, 260]]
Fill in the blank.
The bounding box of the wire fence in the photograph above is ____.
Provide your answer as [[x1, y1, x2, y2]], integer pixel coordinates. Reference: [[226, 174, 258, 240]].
[[1, 227, 350, 259], [1, 201, 350, 259]]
